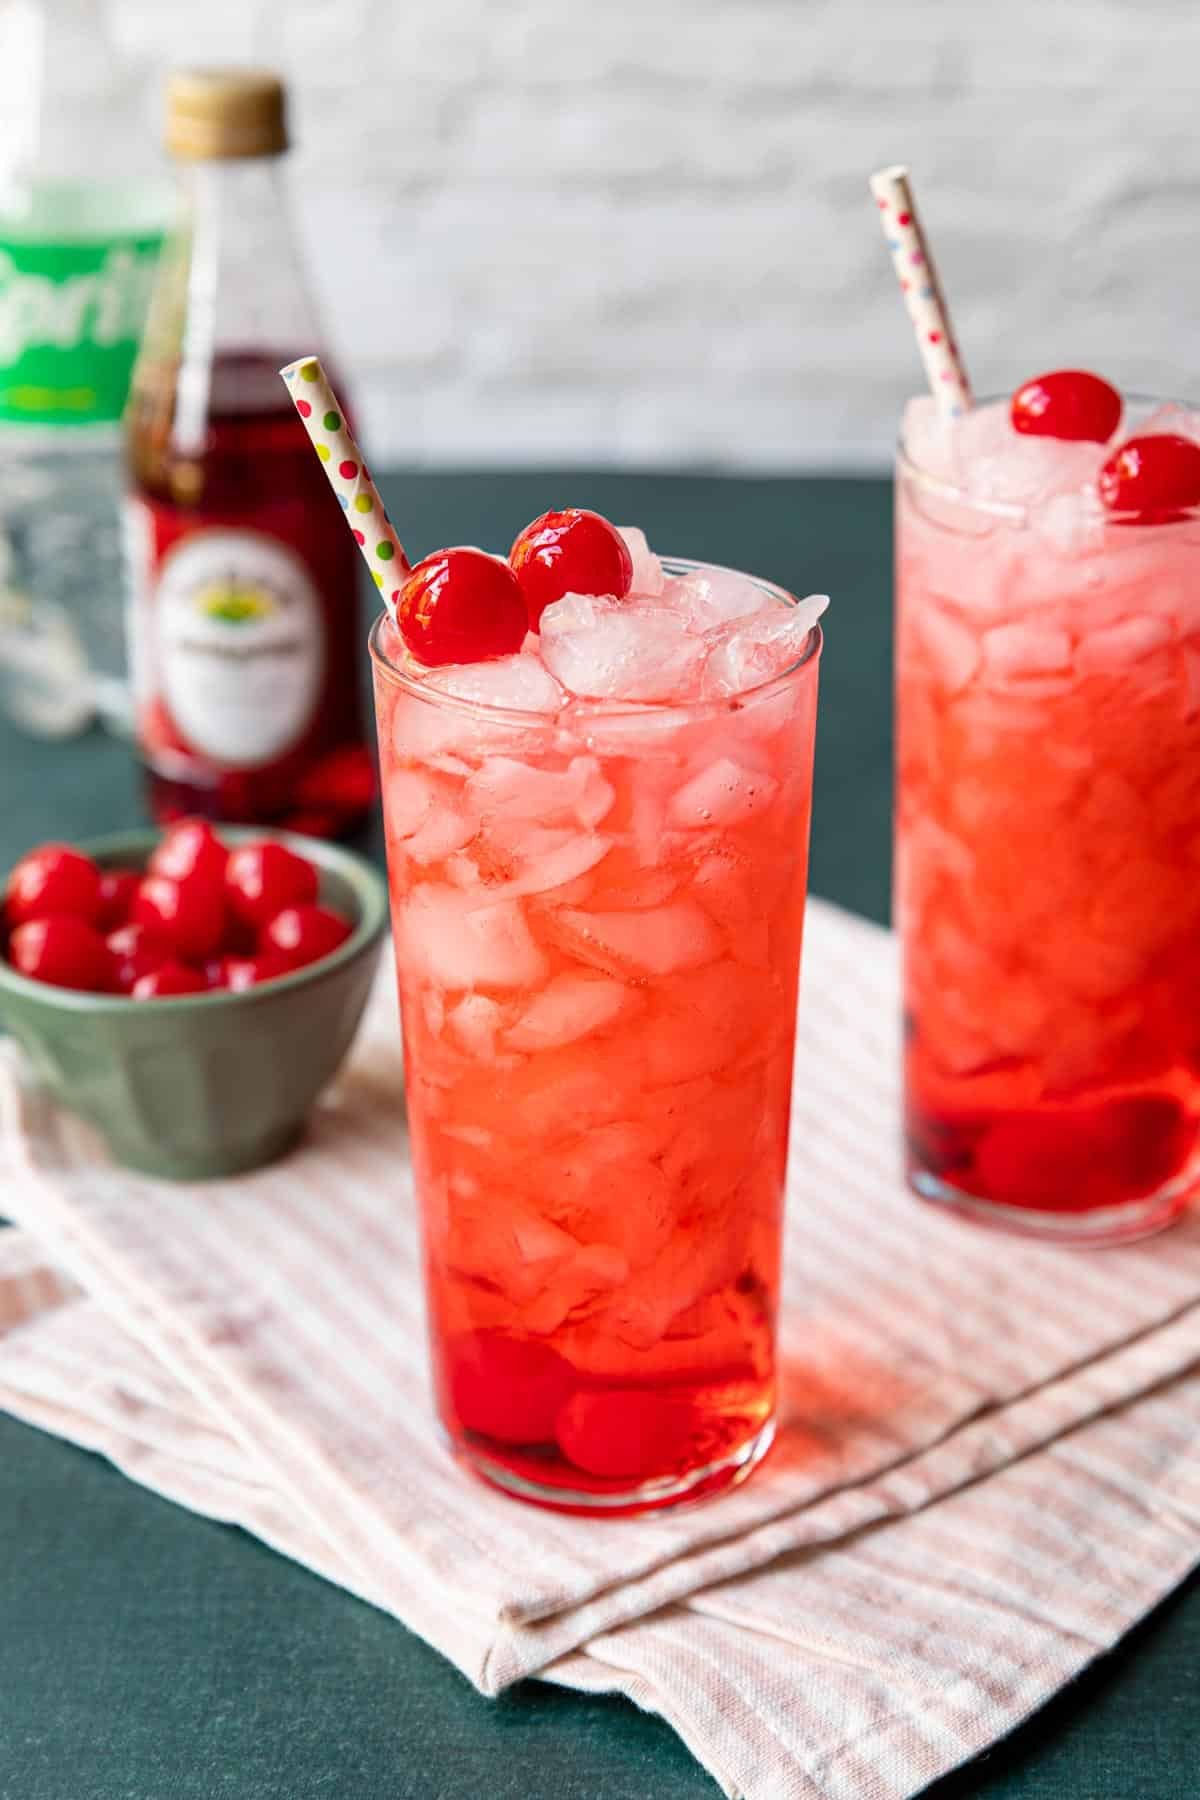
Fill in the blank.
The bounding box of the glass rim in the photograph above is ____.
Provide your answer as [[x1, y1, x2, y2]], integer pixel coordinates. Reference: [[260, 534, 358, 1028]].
[[368, 555, 823, 726], [896, 389, 1200, 526]]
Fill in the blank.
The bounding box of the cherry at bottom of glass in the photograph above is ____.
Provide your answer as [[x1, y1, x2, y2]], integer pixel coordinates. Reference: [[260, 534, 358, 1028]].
[[905, 1083, 1200, 1246], [433, 1306, 780, 1514], [448, 1404, 777, 1517]]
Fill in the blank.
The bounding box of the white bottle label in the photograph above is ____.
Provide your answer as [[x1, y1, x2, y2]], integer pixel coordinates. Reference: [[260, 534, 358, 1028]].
[[154, 529, 325, 768]]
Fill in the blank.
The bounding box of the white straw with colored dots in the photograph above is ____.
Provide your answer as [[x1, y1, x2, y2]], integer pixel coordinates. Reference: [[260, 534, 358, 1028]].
[[279, 356, 410, 620], [869, 166, 972, 419]]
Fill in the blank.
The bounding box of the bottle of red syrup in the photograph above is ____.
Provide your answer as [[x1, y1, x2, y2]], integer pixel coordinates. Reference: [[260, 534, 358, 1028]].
[[124, 70, 372, 835]]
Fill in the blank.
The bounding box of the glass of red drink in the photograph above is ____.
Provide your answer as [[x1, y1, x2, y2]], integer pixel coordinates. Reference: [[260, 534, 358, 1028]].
[[897, 391, 1200, 1243], [371, 557, 821, 1511]]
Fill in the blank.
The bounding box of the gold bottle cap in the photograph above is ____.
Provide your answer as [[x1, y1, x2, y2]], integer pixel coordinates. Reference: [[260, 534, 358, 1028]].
[[165, 69, 288, 161]]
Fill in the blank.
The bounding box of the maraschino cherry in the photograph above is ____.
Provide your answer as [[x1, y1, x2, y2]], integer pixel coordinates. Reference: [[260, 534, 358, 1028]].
[[133, 961, 207, 999], [8, 917, 110, 991], [148, 818, 228, 891], [1099, 433, 1200, 520], [1010, 370, 1121, 443], [133, 872, 226, 961], [96, 869, 140, 930], [3, 831, 352, 996], [396, 548, 527, 667], [446, 1329, 575, 1444], [4, 844, 101, 929], [261, 904, 352, 971], [509, 508, 633, 628], [106, 923, 170, 994], [225, 841, 318, 929]]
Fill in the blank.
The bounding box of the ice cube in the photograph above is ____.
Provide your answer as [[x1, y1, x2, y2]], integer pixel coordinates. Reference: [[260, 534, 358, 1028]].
[[908, 604, 981, 694], [598, 1209, 748, 1349], [539, 593, 708, 702], [587, 866, 680, 911], [540, 1124, 675, 1266], [632, 999, 735, 1086], [497, 1061, 629, 1148], [381, 763, 475, 865], [498, 1216, 578, 1301], [424, 653, 564, 713], [445, 1197, 578, 1304], [397, 886, 549, 989], [504, 832, 613, 899], [390, 688, 471, 764], [630, 774, 673, 868], [382, 766, 440, 839], [619, 526, 665, 597], [958, 401, 1103, 504], [465, 756, 576, 821], [634, 960, 774, 1087], [402, 798, 478, 865], [1075, 615, 1171, 674], [669, 755, 780, 828], [1029, 487, 1106, 556], [1135, 402, 1200, 444], [464, 753, 615, 828], [459, 827, 613, 902], [505, 971, 631, 1052], [570, 755, 618, 828], [444, 851, 478, 888], [439, 1124, 493, 1150], [703, 593, 828, 696], [551, 899, 723, 976], [981, 623, 1073, 683], [710, 681, 803, 771], [519, 1242, 630, 1335], [448, 994, 507, 1058], [902, 394, 960, 486], [580, 707, 695, 759], [692, 846, 759, 928], [665, 567, 766, 631]]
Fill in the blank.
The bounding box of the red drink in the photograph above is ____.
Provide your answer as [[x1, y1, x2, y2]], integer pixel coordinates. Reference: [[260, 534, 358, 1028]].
[[897, 392, 1200, 1242], [372, 548, 822, 1510], [124, 72, 371, 838]]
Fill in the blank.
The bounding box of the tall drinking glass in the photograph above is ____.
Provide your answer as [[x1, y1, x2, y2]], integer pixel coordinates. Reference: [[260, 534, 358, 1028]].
[[896, 399, 1200, 1243], [371, 561, 821, 1511]]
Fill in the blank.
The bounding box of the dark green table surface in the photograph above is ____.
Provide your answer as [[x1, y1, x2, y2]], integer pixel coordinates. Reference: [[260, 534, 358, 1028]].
[[0, 472, 1194, 1800]]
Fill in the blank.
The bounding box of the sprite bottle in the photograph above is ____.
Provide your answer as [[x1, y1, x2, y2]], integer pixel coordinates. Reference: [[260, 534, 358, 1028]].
[[0, 0, 168, 733]]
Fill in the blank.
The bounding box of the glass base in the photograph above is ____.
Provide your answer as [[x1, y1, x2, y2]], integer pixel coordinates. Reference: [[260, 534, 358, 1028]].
[[910, 1166, 1196, 1246], [455, 1414, 777, 1516]]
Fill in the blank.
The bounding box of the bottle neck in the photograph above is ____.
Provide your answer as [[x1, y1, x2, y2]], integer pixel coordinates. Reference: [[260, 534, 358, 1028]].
[[184, 156, 318, 349], [168, 153, 323, 448]]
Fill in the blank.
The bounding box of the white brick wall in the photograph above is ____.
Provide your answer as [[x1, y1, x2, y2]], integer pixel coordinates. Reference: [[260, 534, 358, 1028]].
[[109, 0, 1200, 468]]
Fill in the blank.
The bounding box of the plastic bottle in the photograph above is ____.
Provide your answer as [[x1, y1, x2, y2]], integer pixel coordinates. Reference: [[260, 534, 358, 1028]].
[[125, 69, 373, 837], [0, 0, 167, 734]]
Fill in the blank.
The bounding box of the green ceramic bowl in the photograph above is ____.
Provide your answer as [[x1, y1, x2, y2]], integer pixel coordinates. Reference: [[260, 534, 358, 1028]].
[[0, 828, 389, 1181]]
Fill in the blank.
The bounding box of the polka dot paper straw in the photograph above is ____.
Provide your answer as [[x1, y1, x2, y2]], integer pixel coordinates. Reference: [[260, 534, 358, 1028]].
[[279, 356, 410, 621], [869, 165, 972, 419]]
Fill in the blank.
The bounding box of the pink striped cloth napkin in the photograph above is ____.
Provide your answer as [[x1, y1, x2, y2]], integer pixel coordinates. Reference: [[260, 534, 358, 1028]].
[[1, 897, 1198, 1800]]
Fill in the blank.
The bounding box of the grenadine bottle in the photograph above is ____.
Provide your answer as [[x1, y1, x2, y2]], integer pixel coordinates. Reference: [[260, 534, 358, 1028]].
[[124, 69, 371, 834]]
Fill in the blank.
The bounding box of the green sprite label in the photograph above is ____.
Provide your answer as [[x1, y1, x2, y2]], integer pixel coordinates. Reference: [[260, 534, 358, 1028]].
[[0, 231, 162, 427]]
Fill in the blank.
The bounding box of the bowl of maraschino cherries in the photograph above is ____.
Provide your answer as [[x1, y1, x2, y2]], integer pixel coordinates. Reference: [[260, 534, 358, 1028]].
[[0, 823, 388, 1180]]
